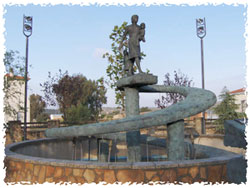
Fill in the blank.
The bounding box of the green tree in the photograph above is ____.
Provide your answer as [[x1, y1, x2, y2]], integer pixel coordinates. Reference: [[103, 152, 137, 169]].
[[155, 70, 194, 108], [213, 87, 246, 133], [30, 94, 49, 122], [4, 50, 25, 76], [40, 70, 107, 122], [103, 22, 146, 110], [103, 22, 127, 110], [3, 50, 25, 119], [65, 103, 91, 123]]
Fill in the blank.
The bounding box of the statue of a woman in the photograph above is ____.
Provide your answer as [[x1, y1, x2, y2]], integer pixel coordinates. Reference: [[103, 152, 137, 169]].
[[119, 15, 145, 74]]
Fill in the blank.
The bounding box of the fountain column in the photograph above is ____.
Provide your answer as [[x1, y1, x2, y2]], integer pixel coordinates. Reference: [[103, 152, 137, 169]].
[[117, 73, 158, 162], [125, 87, 141, 162], [167, 120, 185, 160]]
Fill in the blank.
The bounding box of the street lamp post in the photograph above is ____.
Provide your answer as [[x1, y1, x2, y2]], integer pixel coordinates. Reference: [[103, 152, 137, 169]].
[[23, 15, 33, 140], [196, 18, 206, 134]]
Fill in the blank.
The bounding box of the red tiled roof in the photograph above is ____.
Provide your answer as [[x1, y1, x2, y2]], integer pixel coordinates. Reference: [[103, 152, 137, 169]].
[[4, 73, 30, 80], [229, 88, 245, 94]]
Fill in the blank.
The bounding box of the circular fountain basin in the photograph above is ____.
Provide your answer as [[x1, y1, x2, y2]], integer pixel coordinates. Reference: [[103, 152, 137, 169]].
[[4, 138, 243, 184]]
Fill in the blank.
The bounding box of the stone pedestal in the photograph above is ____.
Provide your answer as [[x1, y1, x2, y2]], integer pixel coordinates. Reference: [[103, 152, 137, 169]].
[[116, 73, 158, 89], [167, 120, 185, 160], [125, 87, 141, 162], [117, 73, 157, 162]]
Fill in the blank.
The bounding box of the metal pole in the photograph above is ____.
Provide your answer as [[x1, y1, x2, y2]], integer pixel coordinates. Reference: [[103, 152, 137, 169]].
[[88, 137, 91, 161], [201, 38, 205, 89], [24, 36, 29, 140], [23, 15, 32, 140], [200, 38, 206, 134]]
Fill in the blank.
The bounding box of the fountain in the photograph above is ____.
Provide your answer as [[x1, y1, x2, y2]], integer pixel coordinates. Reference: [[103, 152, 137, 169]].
[[4, 15, 245, 184]]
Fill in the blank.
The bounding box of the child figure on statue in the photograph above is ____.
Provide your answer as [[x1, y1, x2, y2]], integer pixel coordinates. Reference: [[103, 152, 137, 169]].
[[139, 22, 146, 43]]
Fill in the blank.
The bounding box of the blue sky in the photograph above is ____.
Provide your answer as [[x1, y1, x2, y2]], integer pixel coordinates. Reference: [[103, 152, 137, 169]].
[[3, 4, 247, 107]]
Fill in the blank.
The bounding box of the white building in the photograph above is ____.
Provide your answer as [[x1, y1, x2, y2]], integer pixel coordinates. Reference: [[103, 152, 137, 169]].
[[50, 114, 63, 121], [229, 88, 247, 113], [4, 73, 30, 123]]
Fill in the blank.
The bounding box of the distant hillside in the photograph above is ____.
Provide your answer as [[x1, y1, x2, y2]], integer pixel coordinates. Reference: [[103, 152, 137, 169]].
[[44, 109, 61, 115], [101, 107, 122, 114], [45, 107, 160, 116], [101, 107, 160, 114]]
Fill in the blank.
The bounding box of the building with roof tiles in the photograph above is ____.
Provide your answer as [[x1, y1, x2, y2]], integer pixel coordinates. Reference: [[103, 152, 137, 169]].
[[229, 88, 247, 113], [4, 72, 30, 123]]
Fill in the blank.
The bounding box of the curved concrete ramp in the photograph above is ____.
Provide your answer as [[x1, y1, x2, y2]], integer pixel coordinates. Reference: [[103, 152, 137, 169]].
[[45, 85, 216, 138]]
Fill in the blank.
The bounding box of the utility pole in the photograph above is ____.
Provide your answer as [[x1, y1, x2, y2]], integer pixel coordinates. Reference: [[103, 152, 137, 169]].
[[196, 17, 206, 134], [23, 15, 33, 140]]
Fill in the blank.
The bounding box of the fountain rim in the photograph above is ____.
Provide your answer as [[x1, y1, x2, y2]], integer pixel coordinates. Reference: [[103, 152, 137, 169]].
[[5, 138, 241, 170]]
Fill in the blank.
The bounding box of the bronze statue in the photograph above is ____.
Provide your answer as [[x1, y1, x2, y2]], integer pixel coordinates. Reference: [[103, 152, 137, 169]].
[[123, 49, 133, 76], [139, 22, 146, 43], [119, 15, 145, 75]]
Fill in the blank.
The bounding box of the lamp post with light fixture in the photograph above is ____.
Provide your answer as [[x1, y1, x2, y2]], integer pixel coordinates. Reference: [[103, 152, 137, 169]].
[[196, 17, 206, 134], [23, 15, 33, 140]]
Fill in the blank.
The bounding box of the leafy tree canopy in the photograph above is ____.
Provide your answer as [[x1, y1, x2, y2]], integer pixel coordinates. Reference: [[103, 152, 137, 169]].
[[213, 86, 246, 126], [4, 50, 25, 76], [40, 70, 107, 123], [30, 94, 49, 122], [65, 103, 91, 123]]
